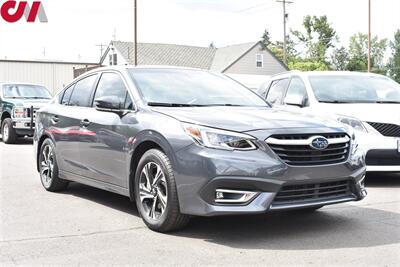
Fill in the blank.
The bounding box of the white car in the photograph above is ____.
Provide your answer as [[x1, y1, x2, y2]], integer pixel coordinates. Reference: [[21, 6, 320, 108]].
[[257, 71, 400, 173]]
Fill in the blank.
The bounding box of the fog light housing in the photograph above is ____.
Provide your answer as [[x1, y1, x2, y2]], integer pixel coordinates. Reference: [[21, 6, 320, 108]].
[[215, 189, 258, 204]]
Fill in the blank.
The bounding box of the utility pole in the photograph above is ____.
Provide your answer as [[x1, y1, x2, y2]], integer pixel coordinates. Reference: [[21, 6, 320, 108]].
[[368, 0, 371, 72], [277, 0, 293, 66], [134, 0, 138, 66], [96, 44, 107, 61]]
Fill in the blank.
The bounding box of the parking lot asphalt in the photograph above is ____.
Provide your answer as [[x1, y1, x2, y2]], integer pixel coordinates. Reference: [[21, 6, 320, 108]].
[[0, 140, 399, 266]]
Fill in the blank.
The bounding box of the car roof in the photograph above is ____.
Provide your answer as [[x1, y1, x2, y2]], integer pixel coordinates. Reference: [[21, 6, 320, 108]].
[[270, 70, 385, 80], [85, 65, 204, 75]]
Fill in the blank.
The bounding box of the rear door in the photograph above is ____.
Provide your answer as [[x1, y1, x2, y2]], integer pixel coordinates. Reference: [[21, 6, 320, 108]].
[[77, 72, 135, 188], [52, 74, 98, 176]]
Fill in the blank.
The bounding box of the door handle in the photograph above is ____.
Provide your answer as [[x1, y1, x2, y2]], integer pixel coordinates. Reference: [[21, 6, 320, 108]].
[[51, 115, 59, 124], [80, 119, 91, 128]]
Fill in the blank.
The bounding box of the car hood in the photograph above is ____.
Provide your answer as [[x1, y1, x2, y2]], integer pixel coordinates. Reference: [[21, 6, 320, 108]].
[[313, 103, 400, 124], [152, 106, 344, 132], [4, 98, 50, 109]]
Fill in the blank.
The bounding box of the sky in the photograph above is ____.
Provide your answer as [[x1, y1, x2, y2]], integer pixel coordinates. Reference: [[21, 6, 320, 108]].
[[0, 0, 399, 63]]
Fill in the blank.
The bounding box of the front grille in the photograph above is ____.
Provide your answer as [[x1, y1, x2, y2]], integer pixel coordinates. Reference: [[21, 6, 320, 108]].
[[266, 133, 351, 166], [367, 122, 400, 137], [272, 180, 353, 206], [26, 108, 38, 118]]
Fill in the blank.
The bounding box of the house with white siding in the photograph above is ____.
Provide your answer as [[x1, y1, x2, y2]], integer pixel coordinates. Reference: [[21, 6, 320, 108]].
[[100, 41, 288, 76]]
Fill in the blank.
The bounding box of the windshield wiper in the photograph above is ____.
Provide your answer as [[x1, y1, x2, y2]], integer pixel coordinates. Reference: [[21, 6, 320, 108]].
[[319, 100, 352, 104], [147, 102, 205, 107], [374, 101, 400, 104]]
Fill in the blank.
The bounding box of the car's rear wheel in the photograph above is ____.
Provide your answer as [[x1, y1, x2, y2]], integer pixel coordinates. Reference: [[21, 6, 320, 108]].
[[134, 149, 190, 232], [1, 118, 17, 144], [39, 139, 68, 192]]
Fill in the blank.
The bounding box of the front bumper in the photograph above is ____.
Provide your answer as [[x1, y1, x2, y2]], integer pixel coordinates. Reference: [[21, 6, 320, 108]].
[[12, 118, 35, 136], [174, 144, 366, 216], [357, 132, 400, 172]]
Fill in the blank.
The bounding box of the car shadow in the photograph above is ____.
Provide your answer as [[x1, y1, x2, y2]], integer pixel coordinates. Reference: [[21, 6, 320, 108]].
[[0, 136, 33, 145], [62, 182, 139, 217], [60, 176, 399, 251]]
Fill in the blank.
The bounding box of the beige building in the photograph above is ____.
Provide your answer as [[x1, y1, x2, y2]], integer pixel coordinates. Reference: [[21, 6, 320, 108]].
[[0, 59, 98, 95]]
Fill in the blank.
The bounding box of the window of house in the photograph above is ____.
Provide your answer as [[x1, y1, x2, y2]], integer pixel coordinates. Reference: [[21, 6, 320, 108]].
[[256, 54, 263, 68]]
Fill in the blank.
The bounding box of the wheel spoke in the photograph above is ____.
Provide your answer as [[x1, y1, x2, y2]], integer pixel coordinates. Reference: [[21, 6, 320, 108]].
[[149, 195, 158, 219], [157, 191, 167, 210], [41, 166, 49, 176], [142, 164, 152, 189], [139, 188, 154, 202], [152, 166, 163, 186]]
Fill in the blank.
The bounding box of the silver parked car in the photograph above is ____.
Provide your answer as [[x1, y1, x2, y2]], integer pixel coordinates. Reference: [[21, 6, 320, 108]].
[[34, 67, 367, 232]]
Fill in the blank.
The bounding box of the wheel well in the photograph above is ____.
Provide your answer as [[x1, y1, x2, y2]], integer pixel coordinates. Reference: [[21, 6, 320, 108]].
[[1, 112, 11, 126], [36, 135, 50, 171], [129, 141, 164, 200]]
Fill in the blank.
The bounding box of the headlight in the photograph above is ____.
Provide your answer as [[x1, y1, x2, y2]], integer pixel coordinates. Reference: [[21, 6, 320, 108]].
[[182, 123, 257, 151], [13, 107, 26, 118], [337, 116, 367, 132]]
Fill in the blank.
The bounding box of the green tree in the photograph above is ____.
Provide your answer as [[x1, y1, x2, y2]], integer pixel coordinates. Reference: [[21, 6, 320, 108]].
[[331, 46, 349, 71], [288, 61, 329, 71], [387, 30, 400, 82], [260, 29, 298, 65], [292, 15, 338, 63], [261, 29, 271, 50], [347, 33, 387, 73]]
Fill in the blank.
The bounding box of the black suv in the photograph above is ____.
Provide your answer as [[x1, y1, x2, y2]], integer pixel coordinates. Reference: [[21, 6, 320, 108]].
[[0, 82, 52, 143]]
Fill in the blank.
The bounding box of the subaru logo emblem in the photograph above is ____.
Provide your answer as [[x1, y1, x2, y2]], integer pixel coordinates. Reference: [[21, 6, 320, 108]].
[[310, 136, 329, 150]]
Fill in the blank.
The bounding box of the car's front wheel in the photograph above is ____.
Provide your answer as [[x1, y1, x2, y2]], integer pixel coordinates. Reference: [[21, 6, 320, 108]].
[[39, 138, 69, 192], [134, 149, 190, 232], [1, 118, 17, 144]]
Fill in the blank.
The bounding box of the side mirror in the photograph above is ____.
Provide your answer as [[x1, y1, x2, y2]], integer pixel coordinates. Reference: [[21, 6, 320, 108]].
[[284, 94, 305, 108], [94, 96, 122, 112]]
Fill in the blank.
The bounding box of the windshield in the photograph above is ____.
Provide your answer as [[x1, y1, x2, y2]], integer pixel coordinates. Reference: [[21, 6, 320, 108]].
[[128, 69, 268, 107], [309, 75, 400, 103], [3, 84, 52, 99]]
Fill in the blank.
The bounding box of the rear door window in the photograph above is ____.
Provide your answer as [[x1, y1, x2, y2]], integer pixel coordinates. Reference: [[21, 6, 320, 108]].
[[68, 75, 98, 107], [266, 78, 290, 104], [60, 84, 75, 105]]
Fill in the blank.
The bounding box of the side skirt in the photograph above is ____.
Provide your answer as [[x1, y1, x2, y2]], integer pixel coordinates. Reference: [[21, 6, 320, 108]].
[[59, 170, 130, 197]]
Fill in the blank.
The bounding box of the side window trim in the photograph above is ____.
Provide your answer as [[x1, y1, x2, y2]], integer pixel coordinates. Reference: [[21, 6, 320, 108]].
[[60, 83, 76, 106], [68, 74, 99, 108], [91, 71, 137, 112], [266, 77, 291, 104]]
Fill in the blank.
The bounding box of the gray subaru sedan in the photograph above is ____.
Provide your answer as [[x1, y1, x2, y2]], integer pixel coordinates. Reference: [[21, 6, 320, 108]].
[[34, 66, 367, 232]]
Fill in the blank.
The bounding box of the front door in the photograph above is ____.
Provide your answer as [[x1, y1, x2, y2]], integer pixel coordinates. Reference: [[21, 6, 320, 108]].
[[78, 72, 135, 188]]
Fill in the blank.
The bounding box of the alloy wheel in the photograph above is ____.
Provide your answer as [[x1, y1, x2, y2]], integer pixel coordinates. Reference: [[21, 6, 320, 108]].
[[2, 123, 9, 141], [40, 144, 55, 188], [139, 162, 168, 220]]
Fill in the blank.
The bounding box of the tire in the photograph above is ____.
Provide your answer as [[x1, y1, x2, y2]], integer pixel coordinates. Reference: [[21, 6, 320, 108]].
[[1, 118, 17, 144], [134, 149, 190, 232], [39, 138, 68, 192]]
